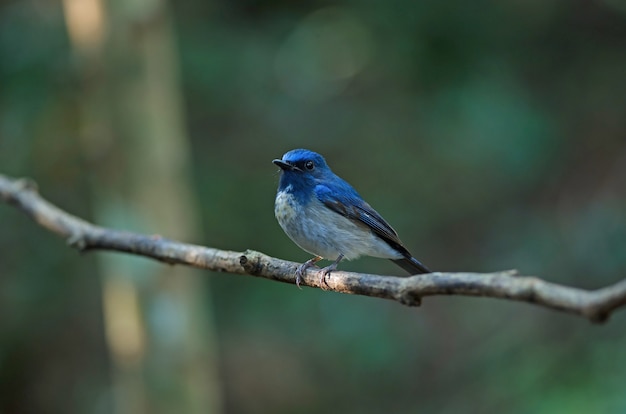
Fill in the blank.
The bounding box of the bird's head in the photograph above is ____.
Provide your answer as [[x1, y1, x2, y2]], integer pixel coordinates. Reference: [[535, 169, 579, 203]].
[[273, 149, 331, 193]]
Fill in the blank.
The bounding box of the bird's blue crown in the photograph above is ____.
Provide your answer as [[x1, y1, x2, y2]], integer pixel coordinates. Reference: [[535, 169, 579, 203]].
[[281, 149, 328, 170]]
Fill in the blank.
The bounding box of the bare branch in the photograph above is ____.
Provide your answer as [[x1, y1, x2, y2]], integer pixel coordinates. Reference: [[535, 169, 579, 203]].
[[1, 174, 625, 323]]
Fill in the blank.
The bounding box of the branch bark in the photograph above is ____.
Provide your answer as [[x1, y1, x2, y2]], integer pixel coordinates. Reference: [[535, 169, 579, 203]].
[[1, 173, 625, 323]]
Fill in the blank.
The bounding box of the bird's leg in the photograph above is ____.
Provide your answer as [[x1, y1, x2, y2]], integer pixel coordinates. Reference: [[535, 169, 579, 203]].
[[296, 256, 322, 288], [319, 254, 344, 289]]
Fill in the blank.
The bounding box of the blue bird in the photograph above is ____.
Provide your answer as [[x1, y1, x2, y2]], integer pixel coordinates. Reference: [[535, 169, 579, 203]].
[[273, 149, 430, 288]]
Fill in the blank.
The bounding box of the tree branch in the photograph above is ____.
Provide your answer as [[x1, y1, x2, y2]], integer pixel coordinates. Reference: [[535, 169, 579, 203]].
[[1, 173, 625, 323]]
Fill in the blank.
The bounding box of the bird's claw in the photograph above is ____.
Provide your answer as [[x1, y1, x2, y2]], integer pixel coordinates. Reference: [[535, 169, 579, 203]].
[[295, 256, 323, 289], [318, 253, 343, 289], [318, 264, 337, 290], [295, 265, 307, 290]]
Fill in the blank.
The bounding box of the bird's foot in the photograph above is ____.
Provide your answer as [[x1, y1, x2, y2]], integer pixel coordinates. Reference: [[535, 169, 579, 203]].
[[295, 256, 322, 289], [318, 254, 344, 290], [318, 265, 336, 290]]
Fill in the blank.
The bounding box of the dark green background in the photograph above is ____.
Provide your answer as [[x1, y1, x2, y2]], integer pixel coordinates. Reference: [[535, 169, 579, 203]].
[[1, 0, 625, 412]]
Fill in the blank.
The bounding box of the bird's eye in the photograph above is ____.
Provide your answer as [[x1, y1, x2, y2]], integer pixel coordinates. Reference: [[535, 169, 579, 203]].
[[304, 160, 315, 170]]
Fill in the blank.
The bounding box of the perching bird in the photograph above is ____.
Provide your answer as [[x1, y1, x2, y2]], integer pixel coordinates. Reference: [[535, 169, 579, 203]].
[[273, 149, 430, 288]]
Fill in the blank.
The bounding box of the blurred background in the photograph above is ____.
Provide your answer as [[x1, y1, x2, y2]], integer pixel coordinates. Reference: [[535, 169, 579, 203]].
[[1, 0, 626, 413]]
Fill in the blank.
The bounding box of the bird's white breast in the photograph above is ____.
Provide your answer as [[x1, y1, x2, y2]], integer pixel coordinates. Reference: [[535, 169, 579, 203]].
[[274, 188, 299, 227]]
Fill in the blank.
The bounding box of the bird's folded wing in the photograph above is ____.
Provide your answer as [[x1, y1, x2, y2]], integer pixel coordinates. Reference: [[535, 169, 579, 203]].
[[315, 184, 407, 251]]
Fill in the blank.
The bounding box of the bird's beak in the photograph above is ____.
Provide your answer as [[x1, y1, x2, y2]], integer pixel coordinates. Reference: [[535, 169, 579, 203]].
[[273, 159, 300, 171]]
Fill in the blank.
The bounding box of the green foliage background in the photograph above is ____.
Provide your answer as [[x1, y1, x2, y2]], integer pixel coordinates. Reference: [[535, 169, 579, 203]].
[[1, 0, 625, 413]]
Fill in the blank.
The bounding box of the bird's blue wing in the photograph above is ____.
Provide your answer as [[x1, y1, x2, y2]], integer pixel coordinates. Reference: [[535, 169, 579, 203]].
[[314, 183, 406, 250]]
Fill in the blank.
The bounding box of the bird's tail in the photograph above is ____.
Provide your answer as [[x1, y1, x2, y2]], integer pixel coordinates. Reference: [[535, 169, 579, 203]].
[[391, 256, 431, 275]]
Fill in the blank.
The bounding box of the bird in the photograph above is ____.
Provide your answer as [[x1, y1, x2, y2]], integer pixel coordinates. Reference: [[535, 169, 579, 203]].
[[273, 148, 430, 288]]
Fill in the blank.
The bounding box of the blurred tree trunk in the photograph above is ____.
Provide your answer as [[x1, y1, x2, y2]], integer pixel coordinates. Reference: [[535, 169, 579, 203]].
[[62, 0, 222, 413]]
